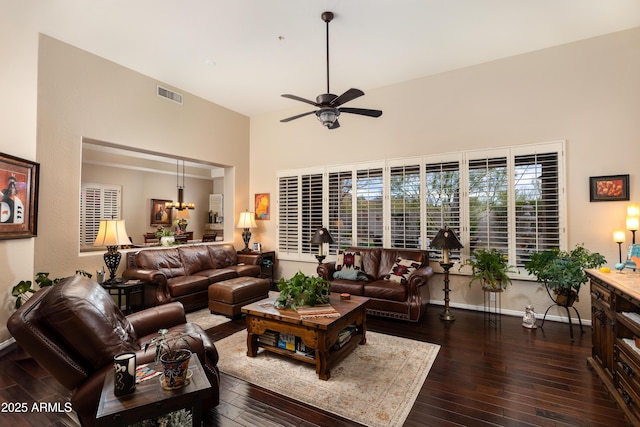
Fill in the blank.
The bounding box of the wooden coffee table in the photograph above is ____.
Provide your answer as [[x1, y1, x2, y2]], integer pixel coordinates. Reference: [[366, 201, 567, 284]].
[[242, 293, 369, 380], [96, 354, 211, 426]]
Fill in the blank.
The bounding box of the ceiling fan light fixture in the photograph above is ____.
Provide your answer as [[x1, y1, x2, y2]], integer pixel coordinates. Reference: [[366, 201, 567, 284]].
[[317, 109, 339, 127]]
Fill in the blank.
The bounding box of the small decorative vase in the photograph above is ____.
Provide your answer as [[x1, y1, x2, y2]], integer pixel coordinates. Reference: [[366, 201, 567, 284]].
[[160, 236, 175, 246], [160, 349, 191, 390]]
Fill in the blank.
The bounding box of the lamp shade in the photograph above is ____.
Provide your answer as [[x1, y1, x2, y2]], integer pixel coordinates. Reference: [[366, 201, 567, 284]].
[[237, 211, 257, 229], [176, 209, 191, 220], [628, 204, 640, 217], [430, 226, 463, 250], [310, 227, 335, 245], [613, 230, 626, 243], [627, 216, 639, 231], [93, 220, 130, 247]]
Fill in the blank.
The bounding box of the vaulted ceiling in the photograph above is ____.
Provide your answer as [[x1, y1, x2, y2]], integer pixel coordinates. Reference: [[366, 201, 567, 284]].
[[15, 0, 640, 117]]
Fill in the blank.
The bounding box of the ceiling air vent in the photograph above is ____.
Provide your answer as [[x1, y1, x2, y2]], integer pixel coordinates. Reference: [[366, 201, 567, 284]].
[[157, 85, 183, 104]]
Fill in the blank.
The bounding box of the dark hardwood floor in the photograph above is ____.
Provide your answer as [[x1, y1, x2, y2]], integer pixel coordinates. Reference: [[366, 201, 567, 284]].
[[0, 306, 631, 426]]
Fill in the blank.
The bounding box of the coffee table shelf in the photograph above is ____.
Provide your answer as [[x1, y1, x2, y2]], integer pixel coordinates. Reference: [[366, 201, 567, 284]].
[[242, 293, 369, 380]]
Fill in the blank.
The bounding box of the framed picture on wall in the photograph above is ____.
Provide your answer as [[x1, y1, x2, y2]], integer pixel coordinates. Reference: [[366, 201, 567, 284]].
[[589, 174, 629, 202], [150, 199, 172, 226], [0, 153, 40, 239], [255, 193, 270, 220]]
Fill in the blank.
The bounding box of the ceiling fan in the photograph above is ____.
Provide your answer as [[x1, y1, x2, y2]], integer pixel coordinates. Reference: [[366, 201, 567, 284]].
[[280, 11, 383, 129]]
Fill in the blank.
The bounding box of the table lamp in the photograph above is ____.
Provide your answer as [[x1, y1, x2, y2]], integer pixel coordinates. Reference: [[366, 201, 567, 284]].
[[430, 226, 463, 321], [93, 219, 131, 283], [613, 229, 626, 264], [237, 211, 257, 252], [310, 227, 335, 263]]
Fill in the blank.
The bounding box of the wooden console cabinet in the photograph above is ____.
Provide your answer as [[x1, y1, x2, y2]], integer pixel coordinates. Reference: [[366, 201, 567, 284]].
[[587, 269, 640, 425]]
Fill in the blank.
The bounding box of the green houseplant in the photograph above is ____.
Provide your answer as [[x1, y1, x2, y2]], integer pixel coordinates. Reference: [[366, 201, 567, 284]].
[[460, 248, 517, 290], [524, 244, 606, 305], [12, 270, 92, 309], [144, 328, 199, 390], [275, 271, 331, 310]]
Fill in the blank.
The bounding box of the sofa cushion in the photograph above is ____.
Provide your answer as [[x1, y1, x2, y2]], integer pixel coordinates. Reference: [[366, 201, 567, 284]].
[[136, 248, 186, 279], [39, 275, 139, 370], [336, 250, 362, 271], [179, 245, 214, 275], [388, 257, 422, 285], [166, 275, 211, 298], [363, 279, 407, 302], [328, 279, 366, 295], [208, 244, 239, 268]]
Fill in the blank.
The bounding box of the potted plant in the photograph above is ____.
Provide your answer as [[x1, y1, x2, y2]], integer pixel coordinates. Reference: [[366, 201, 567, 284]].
[[155, 226, 175, 246], [144, 328, 199, 390], [460, 248, 517, 290], [275, 271, 331, 310], [524, 244, 606, 306], [12, 270, 92, 309]]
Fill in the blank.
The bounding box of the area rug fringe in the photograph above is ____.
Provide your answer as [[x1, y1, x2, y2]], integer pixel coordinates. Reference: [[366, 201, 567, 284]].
[[215, 330, 440, 427]]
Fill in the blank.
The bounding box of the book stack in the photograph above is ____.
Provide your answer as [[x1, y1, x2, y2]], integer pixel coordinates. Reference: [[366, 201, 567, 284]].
[[295, 338, 315, 359], [257, 330, 278, 347], [278, 333, 296, 351], [332, 325, 356, 351]]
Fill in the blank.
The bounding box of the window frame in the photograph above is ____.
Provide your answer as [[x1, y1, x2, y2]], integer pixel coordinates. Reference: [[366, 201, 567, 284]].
[[79, 182, 123, 251]]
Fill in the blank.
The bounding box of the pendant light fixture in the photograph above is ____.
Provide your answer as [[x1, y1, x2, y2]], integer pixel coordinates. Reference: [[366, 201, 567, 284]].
[[166, 160, 195, 211]]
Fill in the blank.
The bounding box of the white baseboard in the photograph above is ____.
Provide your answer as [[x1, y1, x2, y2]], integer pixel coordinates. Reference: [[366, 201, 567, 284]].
[[0, 337, 16, 352], [431, 300, 592, 327]]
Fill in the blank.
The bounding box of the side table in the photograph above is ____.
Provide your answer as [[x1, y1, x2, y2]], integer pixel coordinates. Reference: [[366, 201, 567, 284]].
[[239, 250, 276, 289], [96, 354, 211, 426], [101, 279, 145, 313], [483, 287, 503, 325]]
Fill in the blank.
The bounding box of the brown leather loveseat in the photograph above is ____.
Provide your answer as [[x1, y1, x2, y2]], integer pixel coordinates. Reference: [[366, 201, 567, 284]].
[[7, 275, 220, 426], [123, 243, 263, 312], [317, 247, 434, 322]]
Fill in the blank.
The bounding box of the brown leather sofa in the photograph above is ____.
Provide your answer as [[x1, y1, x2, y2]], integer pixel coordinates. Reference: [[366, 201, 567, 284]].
[[123, 243, 262, 312], [7, 275, 219, 427], [317, 247, 434, 322]]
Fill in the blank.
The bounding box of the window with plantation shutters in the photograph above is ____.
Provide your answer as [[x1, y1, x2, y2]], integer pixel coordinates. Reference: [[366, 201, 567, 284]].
[[301, 173, 324, 255], [390, 164, 421, 249], [328, 170, 353, 254], [467, 155, 509, 256], [80, 183, 122, 249], [277, 175, 299, 254], [356, 167, 384, 247], [425, 159, 461, 261], [276, 141, 565, 276]]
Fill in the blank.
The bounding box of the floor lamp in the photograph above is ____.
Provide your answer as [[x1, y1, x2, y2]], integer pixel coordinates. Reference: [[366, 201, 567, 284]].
[[431, 226, 463, 321]]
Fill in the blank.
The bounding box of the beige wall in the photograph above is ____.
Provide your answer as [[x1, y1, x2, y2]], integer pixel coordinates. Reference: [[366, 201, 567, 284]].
[[250, 27, 640, 322]]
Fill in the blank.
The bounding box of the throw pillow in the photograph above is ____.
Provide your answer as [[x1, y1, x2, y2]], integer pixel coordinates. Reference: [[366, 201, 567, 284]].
[[335, 250, 362, 271], [388, 257, 421, 285]]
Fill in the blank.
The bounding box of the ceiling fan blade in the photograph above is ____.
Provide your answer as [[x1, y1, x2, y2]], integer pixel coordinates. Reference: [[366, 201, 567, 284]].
[[328, 119, 340, 129], [339, 107, 383, 118], [281, 94, 321, 107], [330, 88, 364, 107], [280, 110, 317, 122]]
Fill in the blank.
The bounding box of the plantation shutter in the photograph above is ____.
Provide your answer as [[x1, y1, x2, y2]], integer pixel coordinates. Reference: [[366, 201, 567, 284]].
[[389, 163, 421, 249], [467, 155, 509, 256], [513, 151, 560, 266], [327, 170, 353, 254], [355, 166, 384, 247], [424, 159, 461, 261], [277, 175, 299, 254], [301, 173, 324, 254], [80, 183, 122, 248]]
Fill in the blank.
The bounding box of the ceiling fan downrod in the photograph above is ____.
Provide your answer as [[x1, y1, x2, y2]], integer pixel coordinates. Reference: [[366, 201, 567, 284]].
[[322, 11, 334, 95]]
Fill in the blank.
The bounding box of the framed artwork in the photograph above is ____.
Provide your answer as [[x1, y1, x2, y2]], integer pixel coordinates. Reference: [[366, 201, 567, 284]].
[[0, 153, 40, 239], [150, 199, 172, 226], [589, 174, 629, 202], [255, 193, 270, 220]]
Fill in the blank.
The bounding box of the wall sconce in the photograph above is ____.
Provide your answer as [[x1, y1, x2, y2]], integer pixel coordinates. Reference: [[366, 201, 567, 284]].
[[93, 219, 131, 283], [237, 211, 257, 252], [310, 227, 335, 263], [430, 226, 464, 321], [613, 229, 626, 264]]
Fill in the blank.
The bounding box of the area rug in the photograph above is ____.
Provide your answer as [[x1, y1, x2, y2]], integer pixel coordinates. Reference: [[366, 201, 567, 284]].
[[185, 308, 230, 330], [216, 330, 440, 427]]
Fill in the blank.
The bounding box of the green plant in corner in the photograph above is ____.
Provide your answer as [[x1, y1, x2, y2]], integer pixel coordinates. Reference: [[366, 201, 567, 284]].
[[275, 271, 331, 310], [524, 244, 606, 305], [12, 270, 92, 309], [460, 248, 517, 290]]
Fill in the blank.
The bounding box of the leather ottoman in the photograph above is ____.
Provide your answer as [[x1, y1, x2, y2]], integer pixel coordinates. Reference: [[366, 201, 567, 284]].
[[208, 277, 270, 318]]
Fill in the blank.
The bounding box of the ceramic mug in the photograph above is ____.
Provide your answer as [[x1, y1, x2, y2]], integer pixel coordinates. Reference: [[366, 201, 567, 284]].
[[113, 352, 136, 396]]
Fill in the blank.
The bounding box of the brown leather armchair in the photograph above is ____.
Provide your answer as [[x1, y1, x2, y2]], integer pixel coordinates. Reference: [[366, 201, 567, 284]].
[[7, 275, 219, 426]]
